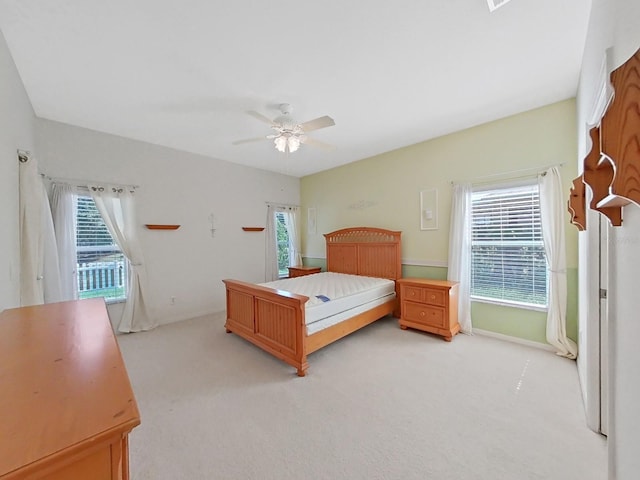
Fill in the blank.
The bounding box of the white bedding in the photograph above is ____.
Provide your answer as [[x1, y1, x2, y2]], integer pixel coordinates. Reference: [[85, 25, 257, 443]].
[[305, 295, 394, 335], [260, 272, 396, 326]]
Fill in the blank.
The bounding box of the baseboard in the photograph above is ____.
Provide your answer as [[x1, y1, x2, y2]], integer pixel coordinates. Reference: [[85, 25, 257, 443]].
[[473, 328, 556, 352]]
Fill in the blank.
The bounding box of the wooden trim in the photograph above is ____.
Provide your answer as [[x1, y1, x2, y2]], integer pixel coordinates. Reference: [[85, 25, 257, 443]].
[[305, 300, 396, 354], [121, 435, 130, 480], [324, 227, 402, 280], [568, 175, 586, 231], [599, 47, 640, 208], [582, 126, 622, 226], [242, 227, 265, 231]]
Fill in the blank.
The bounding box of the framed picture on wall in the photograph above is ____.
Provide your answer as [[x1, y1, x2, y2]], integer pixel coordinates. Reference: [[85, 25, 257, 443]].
[[420, 189, 438, 230]]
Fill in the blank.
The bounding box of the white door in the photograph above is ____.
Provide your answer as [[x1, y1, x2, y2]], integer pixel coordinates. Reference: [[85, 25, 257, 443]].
[[599, 215, 609, 436]]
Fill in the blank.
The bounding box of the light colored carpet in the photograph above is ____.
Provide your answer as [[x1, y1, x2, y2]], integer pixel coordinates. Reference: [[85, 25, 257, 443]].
[[117, 312, 606, 480]]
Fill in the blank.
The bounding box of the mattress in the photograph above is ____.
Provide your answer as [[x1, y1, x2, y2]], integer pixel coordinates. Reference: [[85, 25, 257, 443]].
[[305, 295, 394, 335], [260, 272, 396, 325]]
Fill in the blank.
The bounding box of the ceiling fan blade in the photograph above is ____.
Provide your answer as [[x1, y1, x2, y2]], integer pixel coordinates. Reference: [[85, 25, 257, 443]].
[[299, 115, 335, 133], [232, 137, 268, 145], [301, 136, 336, 151], [246, 110, 275, 125]]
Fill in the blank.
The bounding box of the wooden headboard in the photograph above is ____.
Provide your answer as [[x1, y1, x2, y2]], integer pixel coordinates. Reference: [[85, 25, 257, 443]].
[[324, 227, 402, 280]]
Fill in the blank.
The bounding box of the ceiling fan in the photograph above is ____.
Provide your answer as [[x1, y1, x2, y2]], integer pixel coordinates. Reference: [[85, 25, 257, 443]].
[[233, 104, 336, 153]]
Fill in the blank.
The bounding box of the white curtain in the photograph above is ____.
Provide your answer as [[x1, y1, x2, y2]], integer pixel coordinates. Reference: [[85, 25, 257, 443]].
[[447, 183, 473, 334], [284, 207, 303, 267], [265, 204, 302, 281], [50, 183, 78, 301], [265, 204, 279, 281], [538, 167, 578, 359], [19, 155, 62, 306], [89, 184, 154, 333]]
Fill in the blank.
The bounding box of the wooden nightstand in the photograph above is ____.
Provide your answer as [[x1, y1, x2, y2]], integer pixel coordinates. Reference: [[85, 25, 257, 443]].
[[288, 265, 321, 278], [397, 278, 460, 341]]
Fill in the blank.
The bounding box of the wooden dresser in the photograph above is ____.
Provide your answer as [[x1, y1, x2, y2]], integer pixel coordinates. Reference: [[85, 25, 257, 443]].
[[288, 265, 321, 277], [397, 278, 460, 341], [0, 298, 140, 480]]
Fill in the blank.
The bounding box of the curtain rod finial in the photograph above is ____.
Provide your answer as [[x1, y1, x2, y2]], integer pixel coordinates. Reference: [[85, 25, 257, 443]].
[[17, 149, 30, 163]]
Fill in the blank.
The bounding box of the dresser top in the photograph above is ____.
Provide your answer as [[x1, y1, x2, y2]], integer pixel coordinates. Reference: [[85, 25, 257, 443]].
[[0, 298, 140, 475], [288, 265, 321, 271]]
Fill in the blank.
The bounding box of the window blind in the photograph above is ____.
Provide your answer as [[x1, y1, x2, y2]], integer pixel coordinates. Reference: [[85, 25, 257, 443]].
[[75, 195, 127, 301], [470, 184, 547, 307]]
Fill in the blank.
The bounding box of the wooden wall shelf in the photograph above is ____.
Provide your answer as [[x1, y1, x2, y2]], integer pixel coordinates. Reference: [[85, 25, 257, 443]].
[[599, 47, 640, 208], [145, 224, 180, 230], [596, 194, 632, 208], [568, 176, 586, 231], [582, 127, 622, 226], [576, 48, 640, 228], [242, 227, 264, 232]]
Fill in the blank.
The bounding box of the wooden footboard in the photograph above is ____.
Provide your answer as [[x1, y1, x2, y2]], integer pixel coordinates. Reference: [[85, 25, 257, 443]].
[[223, 279, 311, 376], [305, 299, 396, 354]]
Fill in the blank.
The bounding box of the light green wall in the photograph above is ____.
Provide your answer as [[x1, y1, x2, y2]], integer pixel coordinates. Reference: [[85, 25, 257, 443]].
[[301, 99, 579, 345]]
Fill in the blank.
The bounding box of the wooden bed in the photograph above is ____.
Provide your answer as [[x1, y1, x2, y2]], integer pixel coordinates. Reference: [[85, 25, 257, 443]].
[[223, 227, 402, 376]]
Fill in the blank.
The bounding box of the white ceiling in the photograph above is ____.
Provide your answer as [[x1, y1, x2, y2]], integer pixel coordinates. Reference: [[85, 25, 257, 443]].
[[0, 0, 590, 177]]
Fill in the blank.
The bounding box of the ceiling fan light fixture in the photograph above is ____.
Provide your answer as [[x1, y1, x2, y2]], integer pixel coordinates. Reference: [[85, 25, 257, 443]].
[[287, 136, 301, 152], [274, 136, 288, 153], [274, 135, 301, 153]]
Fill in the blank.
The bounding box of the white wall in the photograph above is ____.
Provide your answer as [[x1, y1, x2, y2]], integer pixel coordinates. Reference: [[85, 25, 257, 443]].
[[608, 4, 640, 478], [0, 30, 36, 311], [577, 0, 640, 478], [36, 119, 299, 327]]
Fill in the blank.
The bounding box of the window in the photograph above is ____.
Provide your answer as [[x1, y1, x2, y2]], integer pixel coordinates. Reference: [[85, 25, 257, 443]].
[[75, 195, 127, 302], [275, 211, 291, 278], [470, 183, 547, 308]]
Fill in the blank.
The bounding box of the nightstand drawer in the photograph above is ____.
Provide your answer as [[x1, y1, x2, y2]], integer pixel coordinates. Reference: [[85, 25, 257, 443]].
[[403, 301, 445, 328], [402, 286, 425, 302], [422, 288, 445, 307]]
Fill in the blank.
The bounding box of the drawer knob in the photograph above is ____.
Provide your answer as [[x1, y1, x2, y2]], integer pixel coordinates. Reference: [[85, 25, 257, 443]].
[[420, 311, 425, 317], [430, 295, 436, 300]]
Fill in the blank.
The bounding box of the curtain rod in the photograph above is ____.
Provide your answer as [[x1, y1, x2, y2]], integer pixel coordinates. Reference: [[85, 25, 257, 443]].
[[265, 201, 300, 208], [42, 174, 139, 190], [451, 162, 565, 186]]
